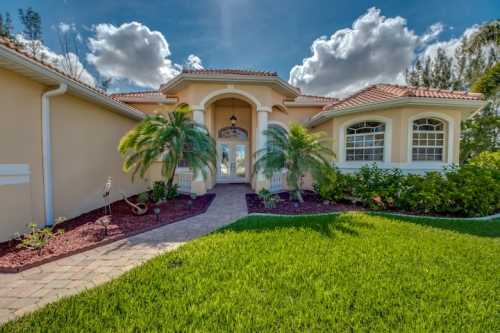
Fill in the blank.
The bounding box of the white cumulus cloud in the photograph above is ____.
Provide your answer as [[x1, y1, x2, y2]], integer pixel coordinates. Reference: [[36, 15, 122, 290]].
[[289, 7, 449, 97], [184, 54, 204, 70], [86, 22, 183, 88], [16, 35, 96, 87]]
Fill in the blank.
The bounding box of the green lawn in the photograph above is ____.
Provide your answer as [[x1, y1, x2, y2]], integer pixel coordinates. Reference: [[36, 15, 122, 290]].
[[2, 213, 499, 332]]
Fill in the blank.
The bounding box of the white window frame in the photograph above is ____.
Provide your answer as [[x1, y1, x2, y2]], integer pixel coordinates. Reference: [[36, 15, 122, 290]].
[[407, 112, 454, 166], [337, 116, 392, 169], [411, 118, 446, 162]]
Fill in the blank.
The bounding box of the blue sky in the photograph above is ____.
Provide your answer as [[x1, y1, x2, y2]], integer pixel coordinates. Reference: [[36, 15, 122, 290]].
[[1, 0, 498, 95]]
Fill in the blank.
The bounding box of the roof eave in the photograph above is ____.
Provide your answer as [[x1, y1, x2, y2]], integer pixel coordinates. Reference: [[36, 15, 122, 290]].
[[307, 97, 486, 127], [0, 44, 145, 121]]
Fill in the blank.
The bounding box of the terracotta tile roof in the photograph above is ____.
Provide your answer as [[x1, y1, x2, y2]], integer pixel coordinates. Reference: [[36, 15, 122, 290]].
[[181, 68, 278, 77], [296, 94, 339, 103], [0, 37, 142, 112], [323, 84, 484, 111], [111, 90, 164, 98]]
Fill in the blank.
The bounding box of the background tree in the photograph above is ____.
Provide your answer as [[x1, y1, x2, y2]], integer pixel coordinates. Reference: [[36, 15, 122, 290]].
[[56, 23, 85, 80], [0, 12, 13, 39], [18, 7, 43, 58], [118, 106, 216, 191], [461, 63, 500, 163], [405, 20, 499, 163], [253, 123, 334, 202]]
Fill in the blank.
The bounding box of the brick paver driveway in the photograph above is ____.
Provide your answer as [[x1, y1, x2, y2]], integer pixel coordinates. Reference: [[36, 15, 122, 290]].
[[0, 184, 249, 324]]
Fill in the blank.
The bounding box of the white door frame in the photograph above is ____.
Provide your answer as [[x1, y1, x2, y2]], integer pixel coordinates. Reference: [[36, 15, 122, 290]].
[[216, 139, 250, 183]]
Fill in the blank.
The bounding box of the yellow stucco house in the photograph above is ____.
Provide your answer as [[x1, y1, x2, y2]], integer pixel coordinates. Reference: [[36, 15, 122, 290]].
[[0, 37, 485, 242]]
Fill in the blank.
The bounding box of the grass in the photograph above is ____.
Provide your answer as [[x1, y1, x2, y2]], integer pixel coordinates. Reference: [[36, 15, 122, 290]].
[[2, 213, 499, 332]]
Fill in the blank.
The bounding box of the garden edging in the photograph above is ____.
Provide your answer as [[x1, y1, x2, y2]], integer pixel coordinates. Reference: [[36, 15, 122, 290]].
[[247, 211, 500, 221]]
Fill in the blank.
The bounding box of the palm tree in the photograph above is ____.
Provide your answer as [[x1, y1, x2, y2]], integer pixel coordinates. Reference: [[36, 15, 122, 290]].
[[254, 123, 334, 202], [118, 106, 216, 190]]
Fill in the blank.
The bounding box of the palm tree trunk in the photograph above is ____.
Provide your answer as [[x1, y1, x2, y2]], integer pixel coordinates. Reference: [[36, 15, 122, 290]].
[[166, 166, 177, 190]]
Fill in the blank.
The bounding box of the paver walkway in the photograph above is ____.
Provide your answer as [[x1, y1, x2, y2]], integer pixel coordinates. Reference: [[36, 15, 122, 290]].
[[0, 184, 249, 324]]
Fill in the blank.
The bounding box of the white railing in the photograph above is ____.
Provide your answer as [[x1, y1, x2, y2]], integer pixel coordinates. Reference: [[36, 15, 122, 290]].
[[270, 170, 286, 192], [176, 171, 192, 193]]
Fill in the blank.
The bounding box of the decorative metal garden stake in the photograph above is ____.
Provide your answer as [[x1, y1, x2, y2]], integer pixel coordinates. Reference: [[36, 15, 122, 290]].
[[154, 207, 161, 222], [102, 177, 112, 215]]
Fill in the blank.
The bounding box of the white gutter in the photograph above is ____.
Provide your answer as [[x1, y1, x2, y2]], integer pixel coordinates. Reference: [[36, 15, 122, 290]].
[[42, 83, 67, 226]]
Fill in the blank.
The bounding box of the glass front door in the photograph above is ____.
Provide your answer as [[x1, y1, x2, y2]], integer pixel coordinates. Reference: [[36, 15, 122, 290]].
[[217, 141, 248, 182]]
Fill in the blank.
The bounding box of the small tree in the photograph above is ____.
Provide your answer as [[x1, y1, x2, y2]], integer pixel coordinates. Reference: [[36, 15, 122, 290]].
[[118, 106, 216, 190], [253, 123, 334, 202], [18, 7, 43, 58]]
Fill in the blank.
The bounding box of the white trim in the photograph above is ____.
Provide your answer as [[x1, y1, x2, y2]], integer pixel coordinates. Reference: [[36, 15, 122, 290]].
[[0, 164, 30, 185], [308, 97, 485, 127], [195, 87, 263, 109], [407, 112, 454, 165], [338, 116, 392, 165]]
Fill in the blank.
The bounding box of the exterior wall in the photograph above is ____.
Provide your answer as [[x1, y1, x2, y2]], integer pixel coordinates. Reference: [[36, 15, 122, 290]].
[[0, 67, 147, 242], [0, 67, 46, 241], [128, 103, 175, 115], [50, 94, 147, 221], [314, 105, 469, 172]]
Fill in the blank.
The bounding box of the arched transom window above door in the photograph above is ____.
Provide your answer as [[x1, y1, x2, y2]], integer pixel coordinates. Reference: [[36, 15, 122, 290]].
[[411, 118, 446, 161], [346, 121, 385, 161], [218, 126, 248, 140]]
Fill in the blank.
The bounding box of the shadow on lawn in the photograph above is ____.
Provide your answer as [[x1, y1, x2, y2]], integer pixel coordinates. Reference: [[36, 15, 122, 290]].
[[218, 213, 374, 239], [371, 213, 500, 238]]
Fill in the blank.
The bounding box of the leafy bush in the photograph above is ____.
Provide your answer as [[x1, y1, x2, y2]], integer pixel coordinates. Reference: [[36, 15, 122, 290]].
[[16, 218, 66, 254], [314, 162, 500, 217], [165, 184, 179, 200], [258, 188, 281, 209], [351, 165, 403, 210], [137, 192, 150, 205], [468, 151, 500, 170], [313, 166, 352, 202], [397, 172, 448, 214], [151, 181, 167, 203]]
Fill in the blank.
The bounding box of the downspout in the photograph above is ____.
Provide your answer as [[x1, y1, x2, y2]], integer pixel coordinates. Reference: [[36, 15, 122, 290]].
[[42, 83, 68, 226]]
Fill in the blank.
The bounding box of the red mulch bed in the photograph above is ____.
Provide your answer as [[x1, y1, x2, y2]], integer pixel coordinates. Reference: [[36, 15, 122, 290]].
[[246, 191, 363, 215], [0, 193, 215, 273]]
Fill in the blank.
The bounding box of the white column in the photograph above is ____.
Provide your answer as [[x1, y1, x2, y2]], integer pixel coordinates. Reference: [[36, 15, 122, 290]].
[[191, 107, 207, 194], [256, 107, 270, 151], [256, 107, 271, 190], [192, 107, 204, 125]]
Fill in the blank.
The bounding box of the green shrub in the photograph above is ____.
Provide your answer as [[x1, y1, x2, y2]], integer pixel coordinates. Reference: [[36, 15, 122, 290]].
[[351, 164, 403, 210], [313, 166, 352, 202], [468, 151, 500, 170], [165, 184, 179, 200], [397, 172, 448, 214], [137, 192, 150, 204], [151, 181, 167, 203], [16, 218, 66, 255], [444, 163, 500, 216], [258, 188, 281, 209], [313, 162, 499, 217]]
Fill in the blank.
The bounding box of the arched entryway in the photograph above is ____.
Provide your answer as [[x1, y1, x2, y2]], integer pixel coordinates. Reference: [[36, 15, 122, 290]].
[[208, 97, 254, 184]]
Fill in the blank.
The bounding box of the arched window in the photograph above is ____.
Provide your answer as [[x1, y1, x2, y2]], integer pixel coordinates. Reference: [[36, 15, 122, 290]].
[[411, 118, 446, 161], [346, 121, 385, 161], [218, 126, 248, 140]]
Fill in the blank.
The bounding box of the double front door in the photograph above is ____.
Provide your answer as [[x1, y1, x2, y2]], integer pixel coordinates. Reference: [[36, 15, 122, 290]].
[[217, 140, 249, 183]]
